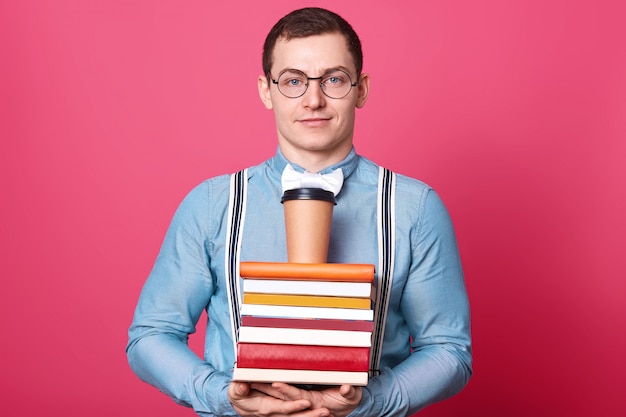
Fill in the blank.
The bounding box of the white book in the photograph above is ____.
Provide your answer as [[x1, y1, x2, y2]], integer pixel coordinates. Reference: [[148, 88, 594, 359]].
[[238, 326, 372, 347], [240, 303, 374, 321], [232, 367, 369, 386], [243, 279, 373, 298]]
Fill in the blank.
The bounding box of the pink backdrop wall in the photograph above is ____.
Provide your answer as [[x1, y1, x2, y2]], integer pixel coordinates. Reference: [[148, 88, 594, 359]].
[[2, 1, 624, 416]]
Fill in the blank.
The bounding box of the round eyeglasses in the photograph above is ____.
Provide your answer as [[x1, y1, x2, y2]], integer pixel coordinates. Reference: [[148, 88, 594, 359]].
[[271, 68, 358, 99]]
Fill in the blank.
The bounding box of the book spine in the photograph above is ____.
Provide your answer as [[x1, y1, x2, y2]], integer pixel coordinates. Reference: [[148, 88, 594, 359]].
[[240, 316, 374, 332], [236, 343, 370, 372], [242, 279, 373, 298], [240, 304, 374, 321], [240, 262, 375, 282], [243, 293, 371, 309], [238, 326, 372, 347], [232, 367, 369, 386]]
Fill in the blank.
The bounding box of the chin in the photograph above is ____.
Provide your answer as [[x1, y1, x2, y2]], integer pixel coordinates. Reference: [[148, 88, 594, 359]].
[[281, 134, 351, 157]]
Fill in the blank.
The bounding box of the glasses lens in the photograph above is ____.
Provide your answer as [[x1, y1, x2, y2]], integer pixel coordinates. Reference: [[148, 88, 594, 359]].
[[277, 70, 308, 98], [321, 70, 353, 99]]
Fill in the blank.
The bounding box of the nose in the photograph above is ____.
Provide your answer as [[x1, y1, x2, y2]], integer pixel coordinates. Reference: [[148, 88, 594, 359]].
[[301, 80, 326, 109]]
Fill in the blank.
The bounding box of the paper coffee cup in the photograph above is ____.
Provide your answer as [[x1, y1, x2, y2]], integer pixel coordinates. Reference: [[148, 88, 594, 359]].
[[281, 188, 336, 263]]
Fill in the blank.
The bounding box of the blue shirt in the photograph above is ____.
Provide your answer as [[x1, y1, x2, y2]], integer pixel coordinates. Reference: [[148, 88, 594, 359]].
[[127, 147, 472, 416]]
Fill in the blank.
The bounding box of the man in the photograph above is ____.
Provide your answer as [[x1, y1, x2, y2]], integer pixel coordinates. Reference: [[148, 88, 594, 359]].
[[127, 7, 472, 417]]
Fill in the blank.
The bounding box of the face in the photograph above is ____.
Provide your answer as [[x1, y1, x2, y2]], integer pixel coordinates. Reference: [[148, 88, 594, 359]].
[[258, 33, 370, 169]]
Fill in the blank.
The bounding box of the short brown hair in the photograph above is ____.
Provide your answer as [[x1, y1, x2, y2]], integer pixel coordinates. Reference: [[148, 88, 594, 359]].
[[262, 7, 363, 79]]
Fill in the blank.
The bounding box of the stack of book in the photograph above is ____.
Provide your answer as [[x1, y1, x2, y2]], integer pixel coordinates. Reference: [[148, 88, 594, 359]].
[[232, 261, 375, 386]]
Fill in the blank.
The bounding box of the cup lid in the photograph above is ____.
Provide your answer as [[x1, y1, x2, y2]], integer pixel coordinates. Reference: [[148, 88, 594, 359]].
[[281, 188, 336, 204]]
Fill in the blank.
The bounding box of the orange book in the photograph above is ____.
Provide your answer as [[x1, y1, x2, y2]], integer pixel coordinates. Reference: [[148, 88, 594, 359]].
[[240, 262, 375, 282], [243, 292, 371, 309]]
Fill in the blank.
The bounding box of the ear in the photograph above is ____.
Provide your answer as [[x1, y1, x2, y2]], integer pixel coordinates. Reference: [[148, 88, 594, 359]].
[[355, 72, 370, 109], [258, 75, 274, 110]]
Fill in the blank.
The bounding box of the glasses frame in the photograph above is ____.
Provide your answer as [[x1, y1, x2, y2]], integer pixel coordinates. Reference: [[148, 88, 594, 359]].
[[270, 68, 358, 99]]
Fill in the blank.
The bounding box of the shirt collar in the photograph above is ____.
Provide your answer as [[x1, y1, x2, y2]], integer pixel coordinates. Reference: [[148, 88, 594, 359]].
[[268, 146, 359, 180]]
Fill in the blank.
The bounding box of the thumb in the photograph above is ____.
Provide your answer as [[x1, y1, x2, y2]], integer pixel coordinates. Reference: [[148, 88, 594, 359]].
[[339, 384, 357, 399], [233, 381, 251, 397]]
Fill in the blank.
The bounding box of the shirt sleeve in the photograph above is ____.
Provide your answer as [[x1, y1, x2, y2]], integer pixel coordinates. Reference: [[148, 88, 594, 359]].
[[350, 188, 472, 417], [125, 181, 239, 416]]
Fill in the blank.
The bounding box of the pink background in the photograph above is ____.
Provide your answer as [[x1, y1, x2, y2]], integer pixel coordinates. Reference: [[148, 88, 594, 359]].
[[2, 1, 625, 416]]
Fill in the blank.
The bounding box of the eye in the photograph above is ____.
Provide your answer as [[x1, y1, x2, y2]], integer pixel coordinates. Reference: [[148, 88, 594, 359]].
[[279, 71, 307, 88], [323, 72, 347, 87]]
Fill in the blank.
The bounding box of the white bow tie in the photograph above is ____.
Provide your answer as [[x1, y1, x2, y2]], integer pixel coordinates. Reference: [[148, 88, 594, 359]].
[[281, 164, 344, 197]]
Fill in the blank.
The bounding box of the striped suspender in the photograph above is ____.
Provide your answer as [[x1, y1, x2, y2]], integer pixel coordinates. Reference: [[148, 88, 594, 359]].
[[225, 168, 248, 358], [225, 166, 396, 375], [370, 167, 396, 376]]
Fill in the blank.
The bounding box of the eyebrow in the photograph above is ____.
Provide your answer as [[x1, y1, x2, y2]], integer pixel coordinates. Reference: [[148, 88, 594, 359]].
[[279, 66, 354, 76]]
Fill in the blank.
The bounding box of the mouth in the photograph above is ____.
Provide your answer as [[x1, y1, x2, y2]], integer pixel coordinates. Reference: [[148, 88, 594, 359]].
[[298, 117, 331, 127]]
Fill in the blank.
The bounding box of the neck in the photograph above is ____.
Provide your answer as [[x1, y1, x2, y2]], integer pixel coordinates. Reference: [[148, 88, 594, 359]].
[[279, 144, 352, 173]]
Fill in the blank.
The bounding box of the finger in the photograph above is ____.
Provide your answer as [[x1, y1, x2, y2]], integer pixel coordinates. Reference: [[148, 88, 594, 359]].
[[277, 399, 317, 414], [253, 382, 305, 401], [288, 406, 331, 417], [256, 395, 314, 415], [248, 382, 274, 393], [272, 382, 308, 399], [249, 382, 285, 398], [230, 389, 314, 416]]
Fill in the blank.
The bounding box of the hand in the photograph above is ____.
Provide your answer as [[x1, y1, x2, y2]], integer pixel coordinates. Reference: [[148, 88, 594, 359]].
[[251, 383, 362, 417], [228, 381, 331, 417]]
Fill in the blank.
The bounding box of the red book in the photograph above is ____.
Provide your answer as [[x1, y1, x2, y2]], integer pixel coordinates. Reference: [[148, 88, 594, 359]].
[[241, 316, 374, 332], [236, 343, 370, 372]]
